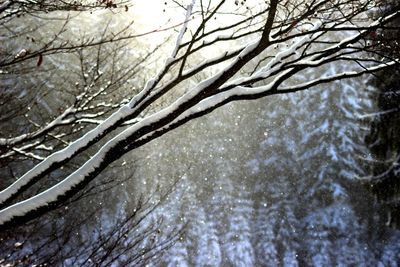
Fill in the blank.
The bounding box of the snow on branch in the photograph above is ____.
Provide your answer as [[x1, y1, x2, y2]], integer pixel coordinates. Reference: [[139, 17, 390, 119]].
[[0, 0, 399, 228]]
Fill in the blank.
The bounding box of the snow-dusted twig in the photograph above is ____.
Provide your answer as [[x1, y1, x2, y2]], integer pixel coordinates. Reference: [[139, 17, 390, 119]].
[[1, 0, 399, 228]]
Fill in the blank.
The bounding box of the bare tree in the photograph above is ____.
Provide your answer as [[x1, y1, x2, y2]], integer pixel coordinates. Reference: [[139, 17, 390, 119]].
[[0, 0, 126, 23], [0, 0, 151, 161], [0, 0, 399, 230], [0, 180, 183, 266], [0, 1, 184, 265]]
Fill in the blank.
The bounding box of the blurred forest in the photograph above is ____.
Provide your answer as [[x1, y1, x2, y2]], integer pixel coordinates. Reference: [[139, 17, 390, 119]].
[[1, 0, 400, 266]]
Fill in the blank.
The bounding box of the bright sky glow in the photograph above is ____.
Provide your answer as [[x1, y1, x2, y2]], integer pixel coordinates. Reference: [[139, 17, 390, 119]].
[[130, 0, 189, 44], [127, 0, 266, 46]]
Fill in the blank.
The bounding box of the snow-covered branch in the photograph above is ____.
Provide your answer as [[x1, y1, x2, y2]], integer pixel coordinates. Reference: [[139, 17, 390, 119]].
[[0, 0, 399, 228]]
